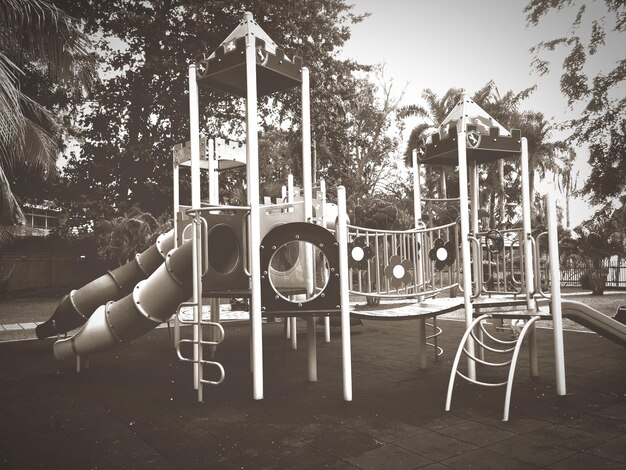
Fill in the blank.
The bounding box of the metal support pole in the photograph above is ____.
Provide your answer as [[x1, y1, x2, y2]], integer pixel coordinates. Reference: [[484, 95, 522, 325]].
[[337, 186, 352, 401], [412, 149, 427, 369], [172, 149, 181, 348], [244, 12, 263, 400], [188, 64, 201, 389], [469, 160, 483, 361], [302, 67, 317, 382], [320, 179, 331, 343], [521, 138, 538, 376], [287, 174, 297, 349], [498, 159, 506, 226], [547, 186, 566, 396], [457, 93, 476, 380]]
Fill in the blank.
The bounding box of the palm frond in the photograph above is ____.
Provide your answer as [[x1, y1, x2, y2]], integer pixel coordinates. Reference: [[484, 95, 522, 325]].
[[397, 104, 428, 120]]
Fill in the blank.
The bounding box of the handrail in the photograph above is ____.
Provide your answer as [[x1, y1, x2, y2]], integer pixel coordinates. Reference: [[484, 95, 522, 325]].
[[347, 220, 458, 235], [532, 232, 549, 298], [198, 216, 209, 276], [186, 204, 251, 216], [242, 211, 251, 277], [467, 235, 482, 299]]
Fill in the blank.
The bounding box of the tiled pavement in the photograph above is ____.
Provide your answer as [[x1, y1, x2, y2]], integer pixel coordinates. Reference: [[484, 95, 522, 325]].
[[0, 318, 624, 469]]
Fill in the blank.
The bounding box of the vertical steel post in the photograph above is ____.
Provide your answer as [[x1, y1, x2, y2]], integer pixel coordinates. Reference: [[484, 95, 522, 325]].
[[456, 93, 476, 380], [287, 174, 297, 349], [521, 138, 538, 376], [188, 64, 201, 389], [469, 159, 484, 361], [547, 186, 566, 395], [337, 186, 352, 401], [321, 179, 331, 343], [302, 67, 317, 382], [173, 148, 181, 348], [244, 12, 263, 400], [208, 139, 220, 359], [412, 149, 427, 369]]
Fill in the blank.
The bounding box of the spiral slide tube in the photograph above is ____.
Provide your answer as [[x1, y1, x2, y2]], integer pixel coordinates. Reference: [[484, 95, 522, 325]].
[[53, 240, 193, 360], [36, 230, 176, 339]]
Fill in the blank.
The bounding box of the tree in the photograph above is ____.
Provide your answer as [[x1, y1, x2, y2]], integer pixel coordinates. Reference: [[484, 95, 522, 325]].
[[0, 0, 96, 244], [401, 82, 568, 228], [525, 0, 625, 204], [58, 0, 368, 227]]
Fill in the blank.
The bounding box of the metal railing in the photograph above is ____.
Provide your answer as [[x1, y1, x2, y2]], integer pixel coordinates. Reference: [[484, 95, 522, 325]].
[[346, 221, 459, 300]]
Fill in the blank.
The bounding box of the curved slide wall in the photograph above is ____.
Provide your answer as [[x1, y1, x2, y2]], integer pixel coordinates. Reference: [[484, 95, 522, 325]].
[[54, 240, 192, 360], [561, 299, 626, 347], [36, 230, 176, 339]]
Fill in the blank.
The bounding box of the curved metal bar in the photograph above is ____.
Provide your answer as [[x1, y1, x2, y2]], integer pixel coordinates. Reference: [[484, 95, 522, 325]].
[[456, 371, 508, 387], [533, 232, 550, 298], [467, 236, 482, 299], [199, 360, 226, 386], [350, 283, 459, 299], [479, 321, 518, 345], [445, 314, 491, 411], [462, 347, 512, 367], [199, 321, 225, 345], [470, 330, 516, 353], [242, 211, 251, 277], [198, 216, 209, 276], [503, 316, 541, 421], [186, 204, 251, 215], [347, 221, 457, 235], [421, 197, 461, 202]]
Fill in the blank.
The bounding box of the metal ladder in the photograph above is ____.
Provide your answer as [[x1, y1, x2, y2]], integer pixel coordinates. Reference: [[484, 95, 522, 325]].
[[176, 301, 226, 402], [445, 313, 541, 421], [175, 214, 225, 402]]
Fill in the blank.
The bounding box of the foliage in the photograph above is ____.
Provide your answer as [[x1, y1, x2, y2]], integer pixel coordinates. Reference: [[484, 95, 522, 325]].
[[351, 195, 413, 231], [94, 205, 171, 268], [559, 196, 626, 294], [525, 0, 626, 204], [58, 0, 369, 226], [401, 82, 569, 228], [0, 0, 96, 236]]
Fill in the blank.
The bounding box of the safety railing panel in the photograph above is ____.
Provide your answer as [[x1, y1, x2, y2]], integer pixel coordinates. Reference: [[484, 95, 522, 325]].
[[346, 221, 459, 300], [474, 228, 526, 296]]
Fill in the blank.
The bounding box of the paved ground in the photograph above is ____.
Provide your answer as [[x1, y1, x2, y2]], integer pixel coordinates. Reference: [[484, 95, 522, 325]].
[[0, 317, 624, 469]]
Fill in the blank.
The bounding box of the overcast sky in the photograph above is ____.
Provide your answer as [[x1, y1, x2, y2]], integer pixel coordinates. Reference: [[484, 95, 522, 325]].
[[338, 0, 624, 228]]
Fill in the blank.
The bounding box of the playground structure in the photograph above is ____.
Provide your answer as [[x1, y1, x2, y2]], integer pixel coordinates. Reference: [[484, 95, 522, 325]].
[[37, 13, 625, 421]]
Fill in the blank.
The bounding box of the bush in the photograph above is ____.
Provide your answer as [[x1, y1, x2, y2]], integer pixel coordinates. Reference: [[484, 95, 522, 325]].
[[580, 267, 609, 295]]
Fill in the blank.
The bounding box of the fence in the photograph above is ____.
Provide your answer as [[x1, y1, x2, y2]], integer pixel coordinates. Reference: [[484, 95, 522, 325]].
[[561, 258, 626, 289]]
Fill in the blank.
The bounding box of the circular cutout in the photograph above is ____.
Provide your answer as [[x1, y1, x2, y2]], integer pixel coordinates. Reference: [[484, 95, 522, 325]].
[[392, 264, 405, 279], [269, 240, 329, 302], [436, 247, 448, 262], [351, 246, 365, 262], [207, 224, 240, 275]]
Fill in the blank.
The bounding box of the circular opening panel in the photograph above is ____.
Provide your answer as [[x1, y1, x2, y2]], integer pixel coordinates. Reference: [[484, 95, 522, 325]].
[[392, 264, 405, 279], [436, 247, 448, 262], [207, 224, 240, 275], [269, 240, 329, 302]]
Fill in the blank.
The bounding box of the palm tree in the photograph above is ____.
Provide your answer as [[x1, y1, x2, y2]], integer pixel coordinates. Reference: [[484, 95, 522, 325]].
[[0, 0, 96, 243], [399, 88, 463, 199]]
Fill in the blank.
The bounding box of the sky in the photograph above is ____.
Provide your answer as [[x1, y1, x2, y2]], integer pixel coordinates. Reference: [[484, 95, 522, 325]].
[[337, 0, 624, 228]]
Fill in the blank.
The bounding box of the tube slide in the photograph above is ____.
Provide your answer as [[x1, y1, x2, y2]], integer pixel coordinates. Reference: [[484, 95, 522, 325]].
[[54, 240, 193, 360], [36, 229, 176, 339], [561, 299, 626, 347]]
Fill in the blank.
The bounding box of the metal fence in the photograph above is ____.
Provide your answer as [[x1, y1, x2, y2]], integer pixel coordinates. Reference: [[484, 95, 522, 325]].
[[561, 258, 626, 289]]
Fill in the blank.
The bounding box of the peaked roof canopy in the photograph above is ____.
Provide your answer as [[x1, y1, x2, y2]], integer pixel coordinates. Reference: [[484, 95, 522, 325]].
[[196, 12, 302, 97], [420, 93, 522, 166]]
